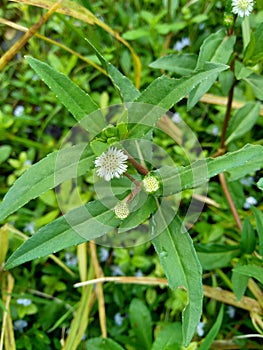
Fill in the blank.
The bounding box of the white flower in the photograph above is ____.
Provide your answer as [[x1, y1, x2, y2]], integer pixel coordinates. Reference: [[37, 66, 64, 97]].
[[114, 201, 130, 219], [143, 175, 160, 193], [94, 147, 128, 181], [232, 0, 254, 17]]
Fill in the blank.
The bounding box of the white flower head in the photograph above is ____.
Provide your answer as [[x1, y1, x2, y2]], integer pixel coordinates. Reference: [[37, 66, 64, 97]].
[[143, 175, 160, 193], [114, 201, 130, 219], [94, 147, 128, 181], [232, 0, 254, 17]]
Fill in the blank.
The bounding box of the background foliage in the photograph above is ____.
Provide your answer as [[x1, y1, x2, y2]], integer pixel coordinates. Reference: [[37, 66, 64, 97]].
[[0, 0, 263, 349]]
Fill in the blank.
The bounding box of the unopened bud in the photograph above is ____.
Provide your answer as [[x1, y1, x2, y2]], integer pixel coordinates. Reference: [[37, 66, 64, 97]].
[[114, 202, 130, 219], [143, 175, 160, 194]]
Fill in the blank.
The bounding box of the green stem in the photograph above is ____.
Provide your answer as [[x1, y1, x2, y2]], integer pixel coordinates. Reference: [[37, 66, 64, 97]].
[[215, 268, 233, 290]]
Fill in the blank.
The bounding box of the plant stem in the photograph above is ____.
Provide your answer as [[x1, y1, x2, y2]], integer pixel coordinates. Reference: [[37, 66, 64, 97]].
[[219, 66, 236, 152], [125, 151, 149, 176], [89, 241, 107, 338], [219, 173, 242, 230]]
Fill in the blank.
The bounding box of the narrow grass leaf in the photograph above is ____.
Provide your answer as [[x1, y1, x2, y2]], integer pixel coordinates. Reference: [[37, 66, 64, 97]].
[[252, 207, 263, 257], [198, 305, 224, 350]]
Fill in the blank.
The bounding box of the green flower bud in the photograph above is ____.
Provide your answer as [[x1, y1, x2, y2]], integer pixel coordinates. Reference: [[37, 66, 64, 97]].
[[114, 202, 130, 219], [143, 175, 160, 194]]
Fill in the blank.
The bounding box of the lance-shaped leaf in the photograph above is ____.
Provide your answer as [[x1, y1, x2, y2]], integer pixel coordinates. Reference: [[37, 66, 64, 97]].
[[5, 200, 121, 270], [0, 144, 95, 222], [226, 102, 260, 144], [152, 208, 202, 346], [127, 62, 228, 138], [157, 144, 263, 196], [26, 56, 105, 133], [136, 62, 228, 110], [4, 193, 158, 269], [85, 38, 140, 102]]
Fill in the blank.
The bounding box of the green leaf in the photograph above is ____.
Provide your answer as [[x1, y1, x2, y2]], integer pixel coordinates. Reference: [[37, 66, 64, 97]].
[[240, 218, 256, 254], [149, 53, 197, 75], [252, 207, 263, 256], [157, 144, 263, 196], [232, 260, 249, 301], [198, 305, 224, 350], [84, 38, 140, 102], [0, 145, 12, 164], [135, 62, 228, 110], [5, 200, 120, 269], [226, 102, 260, 144], [152, 214, 203, 346], [244, 73, 263, 100], [122, 28, 150, 40], [187, 73, 217, 110], [257, 178, 263, 191], [196, 245, 240, 270], [25, 56, 105, 130], [232, 265, 263, 285], [244, 23, 263, 65], [129, 298, 152, 350], [152, 323, 182, 350], [85, 338, 125, 350], [185, 30, 235, 109], [119, 194, 156, 231], [196, 29, 235, 69], [0, 144, 95, 222], [234, 61, 253, 80]]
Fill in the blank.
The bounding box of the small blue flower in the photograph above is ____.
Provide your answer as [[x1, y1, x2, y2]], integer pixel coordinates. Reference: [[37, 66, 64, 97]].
[[114, 313, 124, 326], [23, 222, 35, 234], [65, 252, 78, 267], [196, 321, 205, 337], [227, 306, 235, 318], [244, 196, 257, 209], [99, 248, 109, 263], [23, 160, 32, 167], [14, 319, 28, 331], [13, 105, 24, 117], [16, 298, 32, 306], [172, 112, 182, 124], [173, 37, 190, 51], [240, 176, 254, 186], [134, 269, 143, 277], [211, 125, 219, 136], [110, 265, 123, 276]]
